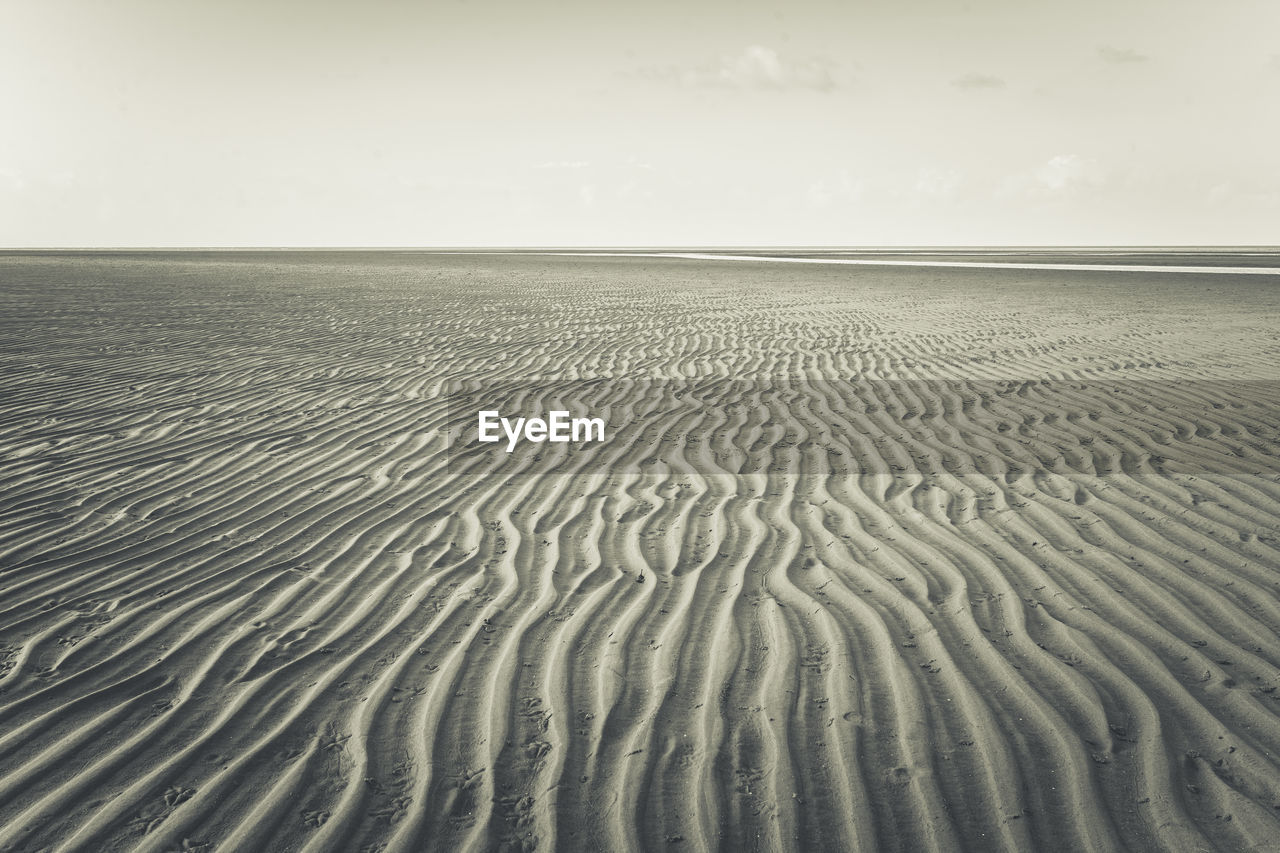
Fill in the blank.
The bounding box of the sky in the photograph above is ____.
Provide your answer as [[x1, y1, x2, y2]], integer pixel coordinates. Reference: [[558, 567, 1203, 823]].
[[2, 0, 1278, 247]]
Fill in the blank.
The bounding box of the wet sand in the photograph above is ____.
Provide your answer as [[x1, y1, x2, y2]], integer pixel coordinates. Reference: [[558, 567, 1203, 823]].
[[2, 252, 1279, 851]]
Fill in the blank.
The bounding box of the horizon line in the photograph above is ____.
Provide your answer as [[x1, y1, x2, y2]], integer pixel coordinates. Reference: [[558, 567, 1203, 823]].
[[3, 244, 1280, 252]]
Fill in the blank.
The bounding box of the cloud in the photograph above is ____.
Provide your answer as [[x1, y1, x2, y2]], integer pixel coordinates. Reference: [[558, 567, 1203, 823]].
[[953, 73, 1005, 90], [638, 46, 840, 92], [1035, 154, 1105, 193], [1098, 45, 1148, 64]]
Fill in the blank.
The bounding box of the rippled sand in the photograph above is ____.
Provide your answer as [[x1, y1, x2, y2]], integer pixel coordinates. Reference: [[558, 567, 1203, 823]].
[[2, 251, 1279, 852]]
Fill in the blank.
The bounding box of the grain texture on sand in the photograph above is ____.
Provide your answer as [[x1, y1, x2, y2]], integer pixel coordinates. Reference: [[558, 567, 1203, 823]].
[[1, 251, 1279, 852]]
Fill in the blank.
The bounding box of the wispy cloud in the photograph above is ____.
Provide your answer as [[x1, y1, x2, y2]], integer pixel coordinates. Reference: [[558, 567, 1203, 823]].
[[995, 154, 1109, 200], [952, 73, 1005, 90], [638, 46, 840, 92], [1098, 45, 1148, 64], [1035, 154, 1105, 193]]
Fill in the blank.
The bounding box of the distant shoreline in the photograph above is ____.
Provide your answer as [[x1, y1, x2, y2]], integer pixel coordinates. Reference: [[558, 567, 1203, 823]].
[[4, 246, 1280, 275]]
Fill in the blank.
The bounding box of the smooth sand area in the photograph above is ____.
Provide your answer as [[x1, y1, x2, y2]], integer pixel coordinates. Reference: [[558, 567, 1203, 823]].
[[2, 252, 1279, 851]]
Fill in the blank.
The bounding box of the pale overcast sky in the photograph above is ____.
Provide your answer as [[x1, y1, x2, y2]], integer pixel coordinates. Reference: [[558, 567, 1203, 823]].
[[2, 0, 1278, 246]]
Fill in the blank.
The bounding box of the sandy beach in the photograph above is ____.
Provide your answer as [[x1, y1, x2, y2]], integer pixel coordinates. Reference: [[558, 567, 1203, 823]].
[[2, 251, 1279, 852]]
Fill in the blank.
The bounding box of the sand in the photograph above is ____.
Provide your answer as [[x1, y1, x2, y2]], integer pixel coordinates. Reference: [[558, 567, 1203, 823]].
[[1, 251, 1279, 851]]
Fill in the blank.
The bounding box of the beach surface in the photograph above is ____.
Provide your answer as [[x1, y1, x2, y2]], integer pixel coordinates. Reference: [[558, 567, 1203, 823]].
[[2, 251, 1280, 851]]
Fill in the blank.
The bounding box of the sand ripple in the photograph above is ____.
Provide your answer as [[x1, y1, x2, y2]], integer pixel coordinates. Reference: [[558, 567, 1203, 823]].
[[2, 252, 1279, 852]]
